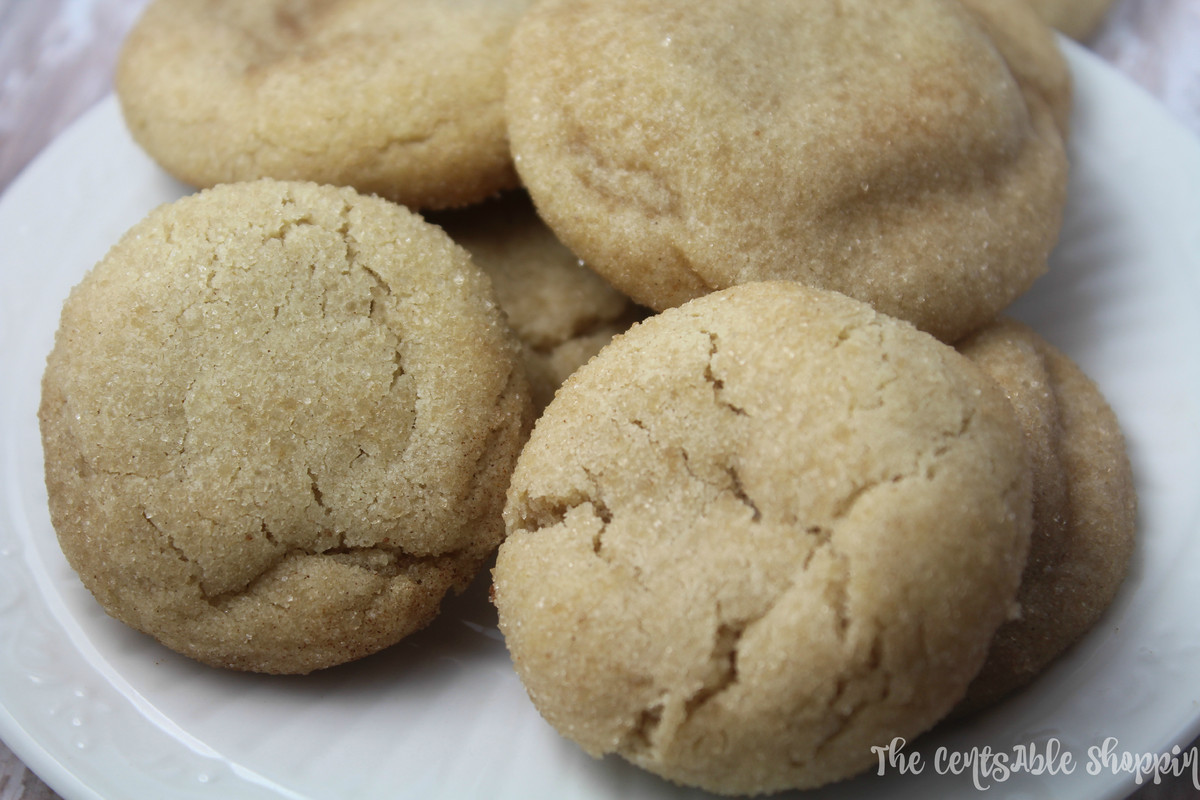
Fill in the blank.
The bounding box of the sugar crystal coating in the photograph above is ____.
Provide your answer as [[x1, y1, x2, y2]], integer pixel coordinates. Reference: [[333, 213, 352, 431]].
[[117, 0, 533, 209], [40, 179, 533, 674], [506, 0, 1071, 342], [954, 318, 1136, 714], [494, 282, 1033, 793]]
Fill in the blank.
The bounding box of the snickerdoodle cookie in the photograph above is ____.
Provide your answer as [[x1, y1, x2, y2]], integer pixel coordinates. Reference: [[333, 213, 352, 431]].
[[40, 179, 532, 674], [492, 282, 1032, 794], [115, 0, 531, 210], [506, 0, 1070, 342], [955, 318, 1135, 713], [432, 192, 646, 411], [1027, 0, 1115, 40]]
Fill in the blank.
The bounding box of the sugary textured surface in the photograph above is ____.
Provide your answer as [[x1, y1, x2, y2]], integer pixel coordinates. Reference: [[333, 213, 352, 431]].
[[506, 0, 1070, 343], [1027, 0, 1115, 40], [493, 282, 1032, 794], [956, 0, 1074, 137], [954, 318, 1135, 713], [431, 191, 647, 411], [40, 180, 533, 674], [115, 0, 531, 210]]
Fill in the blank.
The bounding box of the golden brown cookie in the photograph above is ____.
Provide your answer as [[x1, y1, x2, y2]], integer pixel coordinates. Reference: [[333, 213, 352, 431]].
[[115, 0, 531, 210], [954, 318, 1136, 714], [493, 282, 1032, 794], [431, 192, 647, 411], [957, 0, 1074, 137], [506, 0, 1070, 343], [40, 179, 533, 674], [1026, 0, 1115, 40]]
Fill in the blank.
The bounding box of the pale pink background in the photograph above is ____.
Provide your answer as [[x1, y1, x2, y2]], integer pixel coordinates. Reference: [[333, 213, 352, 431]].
[[1, 1, 1198, 798]]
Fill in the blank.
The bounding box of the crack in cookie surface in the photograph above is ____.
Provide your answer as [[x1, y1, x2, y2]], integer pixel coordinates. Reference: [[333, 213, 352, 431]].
[[496, 282, 1031, 793], [43, 180, 531, 673]]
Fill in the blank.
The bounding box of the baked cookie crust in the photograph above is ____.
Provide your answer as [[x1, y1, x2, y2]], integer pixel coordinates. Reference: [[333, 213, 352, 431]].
[[40, 180, 532, 674], [955, 318, 1136, 713], [116, 0, 531, 209], [431, 191, 646, 411], [506, 0, 1070, 342], [493, 282, 1032, 793]]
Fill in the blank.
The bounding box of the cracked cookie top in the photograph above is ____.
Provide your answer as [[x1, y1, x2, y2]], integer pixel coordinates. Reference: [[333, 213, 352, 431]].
[[115, 0, 532, 210], [492, 281, 1032, 794], [505, 0, 1070, 343], [39, 179, 532, 674]]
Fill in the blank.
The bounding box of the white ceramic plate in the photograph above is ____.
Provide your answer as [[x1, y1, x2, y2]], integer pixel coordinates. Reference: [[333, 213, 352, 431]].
[[2, 42, 1200, 800]]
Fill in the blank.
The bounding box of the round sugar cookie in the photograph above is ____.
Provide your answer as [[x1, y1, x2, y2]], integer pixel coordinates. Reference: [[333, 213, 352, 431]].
[[39, 180, 533, 674], [492, 282, 1033, 794], [115, 0, 532, 210], [1026, 0, 1115, 40], [956, 0, 1073, 137], [954, 318, 1136, 714], [506, 0, 1070, 343], [431, 192, 647, 411]]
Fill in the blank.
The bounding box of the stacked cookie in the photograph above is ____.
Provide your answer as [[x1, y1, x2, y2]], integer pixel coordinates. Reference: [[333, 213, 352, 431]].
[[1028, 0, 1118, 40], [38, 0, 1136, 793], [428, 192, 648, 413]]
